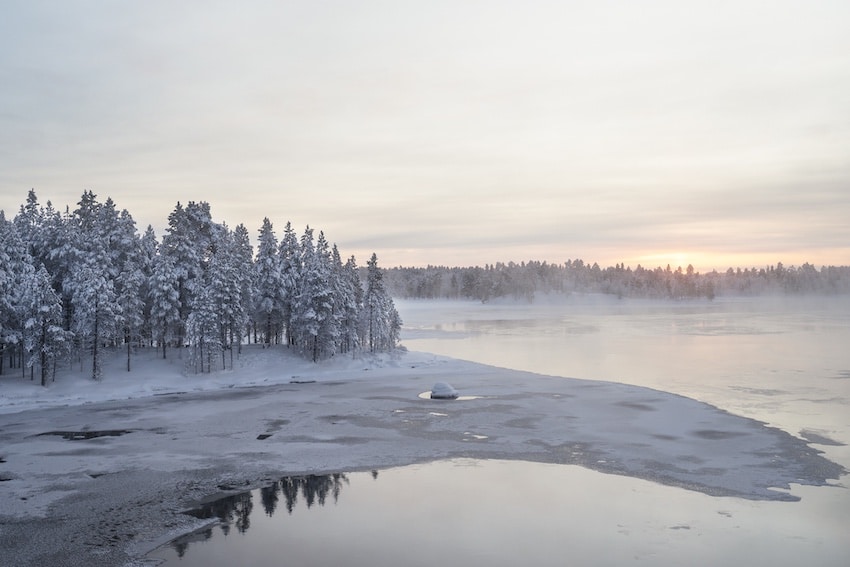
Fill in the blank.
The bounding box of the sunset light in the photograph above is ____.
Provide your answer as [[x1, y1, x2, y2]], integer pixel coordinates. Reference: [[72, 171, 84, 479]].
[[1, 3, 849, 566], [1, 2, 848, 270]]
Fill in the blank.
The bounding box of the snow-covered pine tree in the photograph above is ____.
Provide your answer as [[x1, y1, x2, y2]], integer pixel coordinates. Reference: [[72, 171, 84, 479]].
[[161, 201, 216, 347], [12, 192, 74, 319], [45, 206, 81, 334], [69, 249, 122, 380], [104, 207, 146, 371], [204, 224, 250, 370], [95, 197, 124, 279], [186, 281, 220, 373], [116, 257, 146, 371], [344, 255, 365, 354], [73, 190, 100, 234], [362, 253, 401, 353], [292, 227, 339, 361], [291, 227, 317, 358], [23, 265, 69, 385], [331, 246, 360, 355], [253, 218, 284, 346], [0, 219, 12, 375], [138, 225, 159, 347], [148, 252, 181, 359], [278, 221, 299, 347], [312, 231, 340, 360], [12, 189, 42, 252], [231, 224, 254, 354], [0, 213, 27, 375]]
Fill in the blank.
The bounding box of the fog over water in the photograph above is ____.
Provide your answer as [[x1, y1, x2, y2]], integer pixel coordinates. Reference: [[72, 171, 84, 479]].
[[400, 295, 850, 436]]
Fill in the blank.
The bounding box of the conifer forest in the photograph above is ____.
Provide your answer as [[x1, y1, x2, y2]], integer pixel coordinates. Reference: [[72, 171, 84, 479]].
[[0, 190, 401, 384]]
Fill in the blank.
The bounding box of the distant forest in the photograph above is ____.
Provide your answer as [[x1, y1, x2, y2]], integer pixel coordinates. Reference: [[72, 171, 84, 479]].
[[384, 260, 850, 302], [0, 190, 400, 385], [4, 191, 849, 386]]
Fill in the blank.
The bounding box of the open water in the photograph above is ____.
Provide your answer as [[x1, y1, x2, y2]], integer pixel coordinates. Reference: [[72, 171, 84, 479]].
[[150, 295, 850, 566]]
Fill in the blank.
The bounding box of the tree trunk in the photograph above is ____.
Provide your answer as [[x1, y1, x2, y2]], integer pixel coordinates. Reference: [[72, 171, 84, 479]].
[[92, 300, 100, 380], [369, 300, 375, 353], [41, 323, 48, 387]]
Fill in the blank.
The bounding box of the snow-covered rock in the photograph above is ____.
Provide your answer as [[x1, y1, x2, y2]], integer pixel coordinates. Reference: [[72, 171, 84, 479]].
[[430, 381, 458, 399]]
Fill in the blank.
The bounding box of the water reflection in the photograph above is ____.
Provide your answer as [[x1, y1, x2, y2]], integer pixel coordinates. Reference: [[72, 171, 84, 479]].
[[172, 473, 351, 558], [188, 490, 253, 535], [151, 459, 850, 567]]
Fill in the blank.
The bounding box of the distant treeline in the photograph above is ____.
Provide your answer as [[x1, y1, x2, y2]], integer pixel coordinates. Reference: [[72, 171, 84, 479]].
[[384, 260, 850, 302]]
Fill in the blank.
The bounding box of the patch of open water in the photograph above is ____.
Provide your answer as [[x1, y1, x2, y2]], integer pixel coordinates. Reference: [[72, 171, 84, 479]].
[[149, 296, 850, 566], [150, 459, 848, 566]]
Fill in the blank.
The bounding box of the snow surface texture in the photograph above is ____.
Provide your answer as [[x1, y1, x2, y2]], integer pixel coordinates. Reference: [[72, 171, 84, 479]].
[[0, 346, 844, 567]]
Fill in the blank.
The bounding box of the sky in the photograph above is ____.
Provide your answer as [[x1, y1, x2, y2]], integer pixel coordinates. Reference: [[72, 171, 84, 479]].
[[1, 0, 848, 271]]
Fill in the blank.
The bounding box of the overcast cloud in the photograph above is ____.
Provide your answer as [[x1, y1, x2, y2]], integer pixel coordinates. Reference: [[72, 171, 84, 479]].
[[1, 0, 848, 270]]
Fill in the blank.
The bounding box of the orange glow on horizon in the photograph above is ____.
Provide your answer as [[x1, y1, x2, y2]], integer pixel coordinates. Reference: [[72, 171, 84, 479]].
[[368, 247, 850, 273]]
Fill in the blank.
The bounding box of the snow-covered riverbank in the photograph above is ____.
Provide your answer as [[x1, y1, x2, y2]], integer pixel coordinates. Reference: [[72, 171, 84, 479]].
[[0, 346, 844, 566]]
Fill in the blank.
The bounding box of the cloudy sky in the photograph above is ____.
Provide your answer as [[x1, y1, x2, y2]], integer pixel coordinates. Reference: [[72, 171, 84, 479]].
[[1, 1, 848, 270]]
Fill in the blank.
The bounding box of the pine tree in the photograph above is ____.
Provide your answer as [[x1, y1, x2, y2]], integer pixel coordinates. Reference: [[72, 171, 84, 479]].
[[138, 225, 159, 347], [362, 253, 401, 353], [232, 224, 254, 354], [253, 218, 283, 346], [148, 253, 181, 359], [311, 232, 339, 360], [291, 227, 317, 359], [186, 282, 220, 373], [278, 221, 299, 347], [69, 250, 122, 380], [45, 206, 81, 334], [117, 257, 146, 371], [292, 227, 339, 361], [0, 213, 28, 375], [23, 266, 69, 385], [332, 248, 361, 355], [161, 201, 215, 347], [204, 224, 251, 370], [13, 189, 42, 251]]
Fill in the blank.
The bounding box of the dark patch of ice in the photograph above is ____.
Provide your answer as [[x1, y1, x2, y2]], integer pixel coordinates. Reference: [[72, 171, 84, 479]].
[[36, 430, 133, 441], [691, 430, 748, 440], [799, 429, 845, 446], [616, 401, 656, 411]]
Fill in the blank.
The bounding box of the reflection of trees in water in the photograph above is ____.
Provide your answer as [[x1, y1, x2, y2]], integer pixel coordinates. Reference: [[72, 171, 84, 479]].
[[186, 490, 254, 534], [171, 472, 352, 556], [270, 473, 349, 515]]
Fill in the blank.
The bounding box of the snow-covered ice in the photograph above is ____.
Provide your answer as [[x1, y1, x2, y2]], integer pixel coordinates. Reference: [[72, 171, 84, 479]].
[[0, 345, 844, 566]]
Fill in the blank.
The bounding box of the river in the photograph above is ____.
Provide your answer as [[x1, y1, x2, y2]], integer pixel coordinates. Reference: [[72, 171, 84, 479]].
[[150, 294, 850, 566]]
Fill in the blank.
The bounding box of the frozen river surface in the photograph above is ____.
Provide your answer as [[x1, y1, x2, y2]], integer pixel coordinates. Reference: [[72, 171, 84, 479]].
[[400, 295, 850, 444], [151, 295, 850, 566]]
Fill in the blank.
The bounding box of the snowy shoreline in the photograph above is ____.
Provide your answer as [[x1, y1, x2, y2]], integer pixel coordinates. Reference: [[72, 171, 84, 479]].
[[0, 346, 845, 566]]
